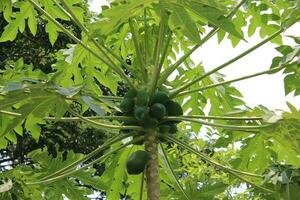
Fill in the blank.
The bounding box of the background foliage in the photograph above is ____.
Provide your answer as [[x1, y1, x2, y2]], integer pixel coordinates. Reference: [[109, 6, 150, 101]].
[[0, 0, 299, 199]]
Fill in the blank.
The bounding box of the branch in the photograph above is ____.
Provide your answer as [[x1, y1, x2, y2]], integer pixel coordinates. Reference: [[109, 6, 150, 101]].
[[158, 0, 248, 86], [165, 117, 272, 131], [159, 143, 191, 200], [163, 135, 274, 193], [174, 66, 285, 97]]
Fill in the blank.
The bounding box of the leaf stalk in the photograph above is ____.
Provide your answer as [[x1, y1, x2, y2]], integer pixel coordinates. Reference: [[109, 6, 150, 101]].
[[165, 116, 272, 130], [174, 66, 285, 97], [158, 0, 248, 86], [170, 28, 284, 97], [163, 135, 274, 193]]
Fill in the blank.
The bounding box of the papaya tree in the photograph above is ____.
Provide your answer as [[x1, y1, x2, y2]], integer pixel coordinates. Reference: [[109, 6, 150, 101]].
[[0, 0, 300, 199]]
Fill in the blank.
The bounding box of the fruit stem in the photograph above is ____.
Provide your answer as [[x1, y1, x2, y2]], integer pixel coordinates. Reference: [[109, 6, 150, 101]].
[[144, 130, 160, 200]]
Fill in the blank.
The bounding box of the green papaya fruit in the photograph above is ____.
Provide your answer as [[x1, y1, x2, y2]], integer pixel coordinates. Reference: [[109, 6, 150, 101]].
[[126, 150, 149, 175], [169, 123, 178, 134], [124, 89, 137, 98], [120, 98, 135, 113], [143, 116, 159, 129], [150, 103, 166, 120], [165, 100, 183, 116], [150, 91, 169, 105], [159, 124, 171, 133], [136, 89, 149, 105], [134, 106, 149, 121]]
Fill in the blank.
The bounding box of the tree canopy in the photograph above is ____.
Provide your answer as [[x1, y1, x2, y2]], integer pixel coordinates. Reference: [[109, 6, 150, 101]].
[[0, 0, 300, 199]]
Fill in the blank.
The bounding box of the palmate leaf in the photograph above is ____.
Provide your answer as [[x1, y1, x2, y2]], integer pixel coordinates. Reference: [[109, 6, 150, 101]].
[[163, 2, 201, 43], [179, 0, 244, 40], [270, 44, 300, 96], [91, 0, 157, 36], [247, 1, 282, 44], [159, 142, 230, 200], [38, 0, 71, 45], [0, 0, 12, 22], [0, 1, 38, 42], [57, 41, 121, 94], [1, 0, 300, 199], [0, 58, 48, 82], [217, 1, 298, 45], [183, 182, 228, 200], [232, 134, 272, 174], [158, 0, 243, 44], [0, 82, 69, 141], [0, 149, 100, 199], [97, 145, 136, 200], [227, 106, 300, 177]]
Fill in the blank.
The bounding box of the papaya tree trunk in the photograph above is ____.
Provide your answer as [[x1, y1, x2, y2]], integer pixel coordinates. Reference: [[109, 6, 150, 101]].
[[144, 131, 160, 200]]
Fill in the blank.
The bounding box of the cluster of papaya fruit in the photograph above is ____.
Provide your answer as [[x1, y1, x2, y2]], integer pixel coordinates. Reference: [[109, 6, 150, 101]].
[[120, 88, 183, 134], [120, 88, 183, 175]]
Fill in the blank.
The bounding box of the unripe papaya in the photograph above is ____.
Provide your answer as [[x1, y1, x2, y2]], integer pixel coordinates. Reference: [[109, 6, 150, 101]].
[[134, 106, 149, 121], [120, 98, 135, 113], [150, 103, 166, 120], [124, 89, 137, 99], [126, 150, 149, 175], [169, 123, 178, 134], [136, 89, 149, 105], [159, 124, 171, 133], [150, 91, 169, 105], [165, 100, 183, 116], [143, 116, 159, 129]]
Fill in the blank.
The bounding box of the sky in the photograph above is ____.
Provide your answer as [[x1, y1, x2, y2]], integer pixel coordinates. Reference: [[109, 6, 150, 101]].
[[88, 0, 300, 111]]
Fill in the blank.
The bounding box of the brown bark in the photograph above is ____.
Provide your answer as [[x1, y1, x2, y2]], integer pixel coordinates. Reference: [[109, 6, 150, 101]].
[[144, 131, 160, 200]]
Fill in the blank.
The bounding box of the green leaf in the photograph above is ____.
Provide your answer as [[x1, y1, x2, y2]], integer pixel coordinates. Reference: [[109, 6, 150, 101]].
[[45, 21, 60, 45], [167, 3, 200, 43], [181, 1, 244, 40], [91, 0, 157, 35], [0, 1, 37, 41], [234, 134, 271, 174], [98, 145, 133, 200], [0, 0, 12, 22]]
